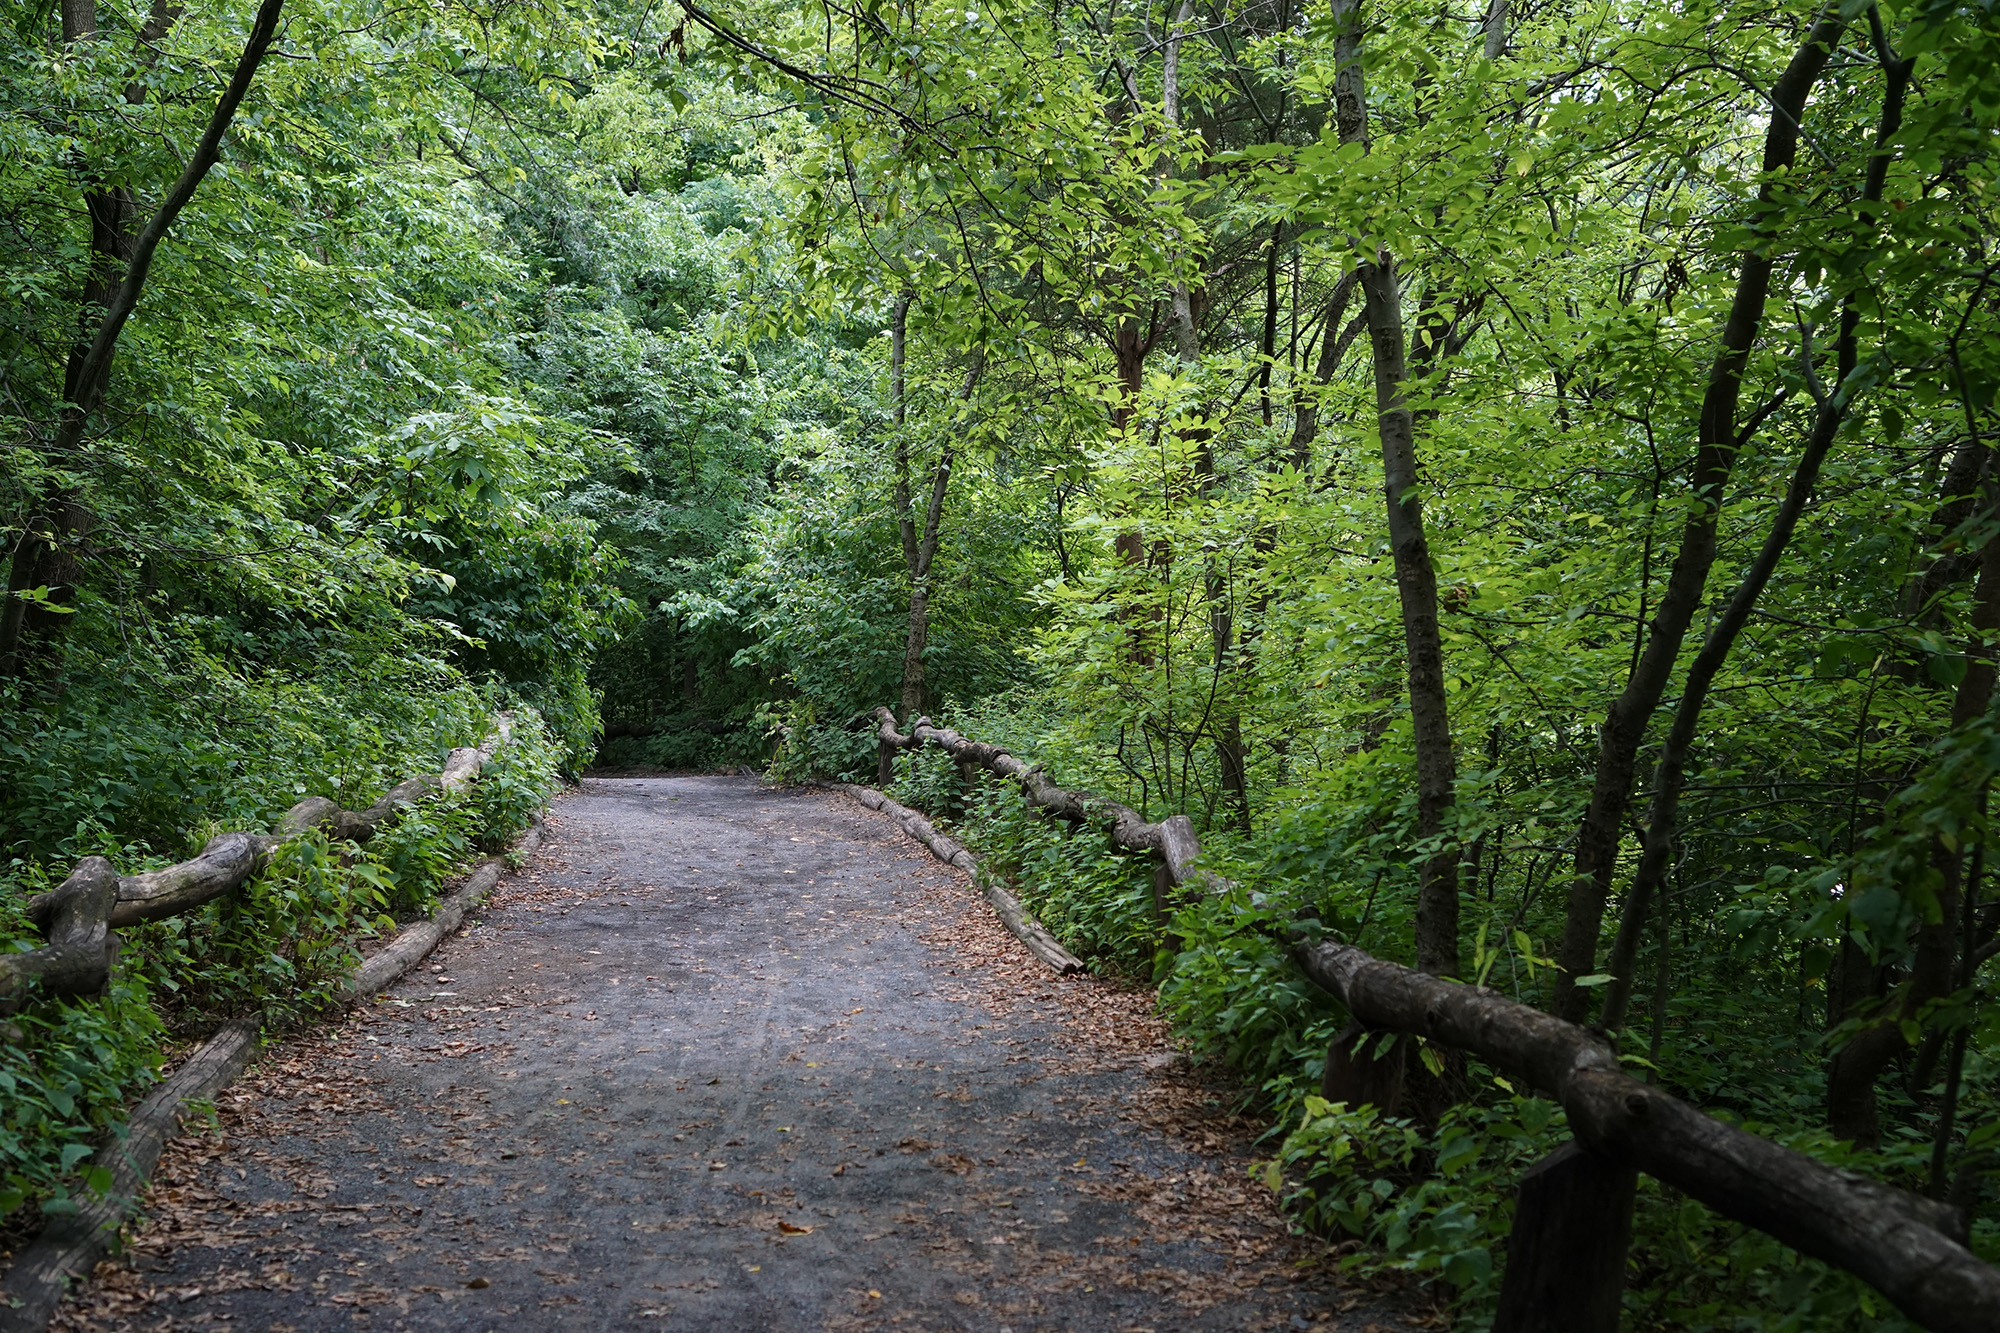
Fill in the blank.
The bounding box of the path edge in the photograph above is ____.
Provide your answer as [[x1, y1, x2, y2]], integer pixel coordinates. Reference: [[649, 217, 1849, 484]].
[[0, 816, 549, 1330], [839, 784, 1084, 975]]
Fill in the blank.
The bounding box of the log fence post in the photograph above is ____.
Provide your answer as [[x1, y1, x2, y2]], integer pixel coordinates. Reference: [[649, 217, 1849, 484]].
[[1150, 861, 1173, 924], [1492, 1141, 1637, 1333]]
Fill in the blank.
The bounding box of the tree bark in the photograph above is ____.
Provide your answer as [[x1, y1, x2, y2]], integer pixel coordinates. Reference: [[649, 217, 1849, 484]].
[[1550, 6, 1850, 1021], [1481, 0, 1508, 60], [1332, 0, 1460, 978]]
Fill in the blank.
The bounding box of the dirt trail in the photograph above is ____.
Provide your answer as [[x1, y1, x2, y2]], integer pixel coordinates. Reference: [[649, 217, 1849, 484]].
[[55, 778, 1411, 1332]]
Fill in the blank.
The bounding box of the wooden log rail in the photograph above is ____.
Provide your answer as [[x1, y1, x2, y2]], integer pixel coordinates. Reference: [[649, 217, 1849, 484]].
[[0, 716, 513, 1019], [866, 706, 2000, 1333], [0, 718, 538, 1329], [842, 783, 1083, 974], [871, 707, 1210, 916]]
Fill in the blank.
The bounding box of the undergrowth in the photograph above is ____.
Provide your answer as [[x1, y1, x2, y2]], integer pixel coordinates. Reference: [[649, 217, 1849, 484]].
[[0, 708, 560, 1223]]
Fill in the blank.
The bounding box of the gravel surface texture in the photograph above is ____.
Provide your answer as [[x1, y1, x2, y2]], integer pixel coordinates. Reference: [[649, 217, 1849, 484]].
[[49, 777, 1413, 1332]]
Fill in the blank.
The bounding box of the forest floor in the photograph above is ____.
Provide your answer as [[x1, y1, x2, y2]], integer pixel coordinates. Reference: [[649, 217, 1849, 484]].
[[51, 777, 1423, 1332]]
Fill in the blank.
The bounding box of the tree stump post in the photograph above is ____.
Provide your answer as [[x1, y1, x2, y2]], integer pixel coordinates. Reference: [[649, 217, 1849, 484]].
[[1320, 1021, 1408, 1114], [955, 757, 980, 819], [1493, 1140, 1636, 1333], [877, 737, 896, 787]]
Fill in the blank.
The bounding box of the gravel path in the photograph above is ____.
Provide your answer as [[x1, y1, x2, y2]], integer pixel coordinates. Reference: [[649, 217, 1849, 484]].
[[55, 778, 1408, 1332]]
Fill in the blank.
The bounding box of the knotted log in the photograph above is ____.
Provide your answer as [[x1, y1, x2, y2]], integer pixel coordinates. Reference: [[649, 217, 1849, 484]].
[[107, 832, 260, 928], [0, 861, 118, 1015]]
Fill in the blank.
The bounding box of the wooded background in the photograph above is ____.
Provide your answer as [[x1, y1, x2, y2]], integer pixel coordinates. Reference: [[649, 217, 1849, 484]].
[[5, 0, 1998, 1324]]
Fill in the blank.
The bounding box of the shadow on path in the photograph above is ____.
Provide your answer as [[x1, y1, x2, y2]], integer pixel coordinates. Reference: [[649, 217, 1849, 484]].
[[55, 778, 1413, 1332]]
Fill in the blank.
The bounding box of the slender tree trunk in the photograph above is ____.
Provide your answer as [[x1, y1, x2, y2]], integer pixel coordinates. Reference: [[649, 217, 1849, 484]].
[[892, 292, 915, 570], [1332, 0, 1459, 977], [1600, 335, 1854, 1030], [1549, 5, 1850, 1021], [0, 0, 286, 677], [1601, 38, 1909, 1034], [1259, 221, 1281, 427], [1162, 0, 1198, 363], [1828, 456, 2000, 1144], [1481, 0, 1508, 59], [897, 351, 984, 720], [1289, 270, 1363, 469]]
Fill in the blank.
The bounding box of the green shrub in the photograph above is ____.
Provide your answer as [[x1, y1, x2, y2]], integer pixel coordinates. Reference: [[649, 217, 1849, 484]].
[[0, 976, 165, 1218], [466, 711, 561, 851], [0, 708, 560, 1223], [889, 745, 962, 817], [763, 700, 871, 784], [1265, 1091, 1565, 1302]]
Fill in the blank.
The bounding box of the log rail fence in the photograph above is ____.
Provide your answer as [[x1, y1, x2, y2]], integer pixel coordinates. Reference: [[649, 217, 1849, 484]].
[[864, 706, 2000, 1333], [0, 715, 539, 1331]]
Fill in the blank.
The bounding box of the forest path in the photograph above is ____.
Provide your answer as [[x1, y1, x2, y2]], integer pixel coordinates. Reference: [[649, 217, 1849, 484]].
[[59, 778, 1404, 1333]]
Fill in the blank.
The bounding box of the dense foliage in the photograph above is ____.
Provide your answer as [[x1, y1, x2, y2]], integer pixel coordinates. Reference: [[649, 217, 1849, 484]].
[[7, 0, 2000, 1324]]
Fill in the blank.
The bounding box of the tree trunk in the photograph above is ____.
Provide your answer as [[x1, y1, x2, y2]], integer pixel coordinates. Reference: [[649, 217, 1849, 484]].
[[1601, 40, 1909, 1034], [1829, 453, 2000, 1144], [1332, 0, 1459, 978], [896, 349, 983, 719], [1288, 269, 1363, 468], [1549, 5, 1850, 1021], [0, 0, 287, 676]]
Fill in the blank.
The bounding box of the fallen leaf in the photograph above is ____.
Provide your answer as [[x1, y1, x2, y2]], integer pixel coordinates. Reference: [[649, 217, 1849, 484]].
[[465, 1278, 490, 1290], [777, 1220, 812, 1234]]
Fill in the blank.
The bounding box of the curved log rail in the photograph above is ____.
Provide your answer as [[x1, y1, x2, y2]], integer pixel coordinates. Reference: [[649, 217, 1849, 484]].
[[0, 717, 536, 1329], [842, 784, 1083, 974], [1, 716, 513, 1019], [866, 707, 2000, 1333], [872, 708, 1209, 914]]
